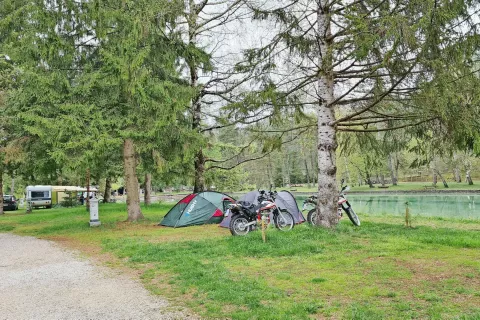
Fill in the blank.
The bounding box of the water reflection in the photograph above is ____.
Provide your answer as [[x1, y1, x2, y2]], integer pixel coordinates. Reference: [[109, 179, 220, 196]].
[[296, 194, 480, 219]]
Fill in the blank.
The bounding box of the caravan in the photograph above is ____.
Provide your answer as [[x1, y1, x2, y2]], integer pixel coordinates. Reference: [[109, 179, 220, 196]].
[[25, 185, 99, 209], [25, 185, 52, 209]]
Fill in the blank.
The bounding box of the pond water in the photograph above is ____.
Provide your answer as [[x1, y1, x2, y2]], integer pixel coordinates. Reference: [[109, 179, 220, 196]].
[[295, 194, 480, 220]]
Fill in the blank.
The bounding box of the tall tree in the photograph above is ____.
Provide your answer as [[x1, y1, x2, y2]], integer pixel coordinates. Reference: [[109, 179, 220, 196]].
[[241, 0, 480, 227], [1, 0, 196, 221]]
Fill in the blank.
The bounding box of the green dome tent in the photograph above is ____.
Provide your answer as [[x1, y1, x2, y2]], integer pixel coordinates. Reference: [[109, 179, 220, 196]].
[[160, 191, 235, 227]]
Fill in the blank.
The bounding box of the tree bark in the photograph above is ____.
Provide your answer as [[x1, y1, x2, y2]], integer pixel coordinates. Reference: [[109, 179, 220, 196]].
[[86, 168, 90, 212], [123, 138, 144, 221], [194, 149, 206, 193], [144, 173, 152, 206], [314, 2, 339, 228], [433, 171, 437, 186], [187, 6, 207, 194], [103, 177, 111, 203]]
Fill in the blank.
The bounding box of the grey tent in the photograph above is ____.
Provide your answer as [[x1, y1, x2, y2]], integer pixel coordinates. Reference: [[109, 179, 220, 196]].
[[219, 190, 305, 228]]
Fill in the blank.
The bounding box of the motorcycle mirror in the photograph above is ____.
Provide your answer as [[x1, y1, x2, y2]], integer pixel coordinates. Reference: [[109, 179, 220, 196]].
[[341, 178, 345, 185]]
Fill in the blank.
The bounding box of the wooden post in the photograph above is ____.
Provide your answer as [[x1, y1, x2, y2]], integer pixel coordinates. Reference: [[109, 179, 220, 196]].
[[261, 216, 267, 243]]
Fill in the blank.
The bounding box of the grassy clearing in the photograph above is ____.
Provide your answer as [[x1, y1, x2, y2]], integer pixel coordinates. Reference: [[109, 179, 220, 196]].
[[1, 204, 480, 319]]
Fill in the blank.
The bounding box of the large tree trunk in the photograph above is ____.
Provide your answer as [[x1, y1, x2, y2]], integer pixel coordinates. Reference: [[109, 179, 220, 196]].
[[194, 149, 206, 193], [123, 138, 143, 221], [188, 9, 207, 194], [0, 167, 4, 215], [103, 177, 111, 203], [433, 171, 437, 186], [314, 2, 338, 228], [388, 154, 398, 185], [144, 173, 152, 206]]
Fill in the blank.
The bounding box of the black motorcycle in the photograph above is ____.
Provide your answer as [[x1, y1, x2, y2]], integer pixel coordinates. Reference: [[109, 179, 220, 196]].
[[227, 190, 295, 236]]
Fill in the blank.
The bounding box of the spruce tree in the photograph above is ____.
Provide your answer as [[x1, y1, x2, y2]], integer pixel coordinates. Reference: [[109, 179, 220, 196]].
[[241, 0, 480, 227]]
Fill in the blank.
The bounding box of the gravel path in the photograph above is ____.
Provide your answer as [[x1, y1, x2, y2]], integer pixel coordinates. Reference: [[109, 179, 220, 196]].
[[0, 233, 197, 320]]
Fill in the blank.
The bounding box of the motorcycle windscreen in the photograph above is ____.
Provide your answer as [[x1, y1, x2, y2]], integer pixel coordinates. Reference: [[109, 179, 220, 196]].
[[239, 191, 261, 206]]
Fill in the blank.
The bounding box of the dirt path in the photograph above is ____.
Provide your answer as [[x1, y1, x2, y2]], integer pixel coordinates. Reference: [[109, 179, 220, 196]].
[[0, 233, 197, 320]]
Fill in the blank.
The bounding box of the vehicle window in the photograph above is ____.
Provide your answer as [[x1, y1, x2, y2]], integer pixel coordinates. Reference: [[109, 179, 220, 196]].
[[3, 196, 12, 201], [31, 191, 49, 198]]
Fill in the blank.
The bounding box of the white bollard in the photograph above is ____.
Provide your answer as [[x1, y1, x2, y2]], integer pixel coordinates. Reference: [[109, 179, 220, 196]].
[[89, 199, 101, 227]]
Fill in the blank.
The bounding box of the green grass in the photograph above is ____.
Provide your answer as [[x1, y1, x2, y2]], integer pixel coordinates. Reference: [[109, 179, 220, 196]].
[[1, 204, 480, 319]]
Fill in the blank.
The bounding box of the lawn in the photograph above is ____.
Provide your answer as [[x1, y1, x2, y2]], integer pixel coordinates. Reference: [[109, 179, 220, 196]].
[[1, 204, 480, 319]]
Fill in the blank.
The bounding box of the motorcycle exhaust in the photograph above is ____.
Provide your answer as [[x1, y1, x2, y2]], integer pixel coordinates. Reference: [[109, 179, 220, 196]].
[[244, 221, 257, 227]]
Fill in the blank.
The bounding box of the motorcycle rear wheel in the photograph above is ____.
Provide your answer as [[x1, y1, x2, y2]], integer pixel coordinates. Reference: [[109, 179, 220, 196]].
[[229, 215, 253, 236], [307, 208, 317, 225], [344, 207, 361, 226], [274, 210, 294, 231]]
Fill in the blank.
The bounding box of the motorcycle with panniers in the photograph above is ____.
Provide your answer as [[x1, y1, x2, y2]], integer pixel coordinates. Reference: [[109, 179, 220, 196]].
[[226, 190, 295, 236]]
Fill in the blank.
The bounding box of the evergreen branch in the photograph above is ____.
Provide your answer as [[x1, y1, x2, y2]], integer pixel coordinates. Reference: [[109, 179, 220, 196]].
[[337, 118, 436, 133], [206, 127, 309, 171], [331, 61, 418, 124]]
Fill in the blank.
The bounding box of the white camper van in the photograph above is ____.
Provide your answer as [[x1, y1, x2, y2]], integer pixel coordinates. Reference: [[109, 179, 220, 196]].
[[26, 185, 52, 209], [25, 185, 100, 210]]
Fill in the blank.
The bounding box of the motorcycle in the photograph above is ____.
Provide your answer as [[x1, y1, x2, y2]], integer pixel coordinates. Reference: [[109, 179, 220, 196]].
[[227, 190, 295, 236], [302, 180, 360, 226]]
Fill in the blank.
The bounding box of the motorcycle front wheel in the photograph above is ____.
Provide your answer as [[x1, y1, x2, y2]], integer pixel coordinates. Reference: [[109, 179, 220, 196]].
[[229, 215, 253, 236], [274, 210, 294, 231], [344, 207, 361, 226]]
